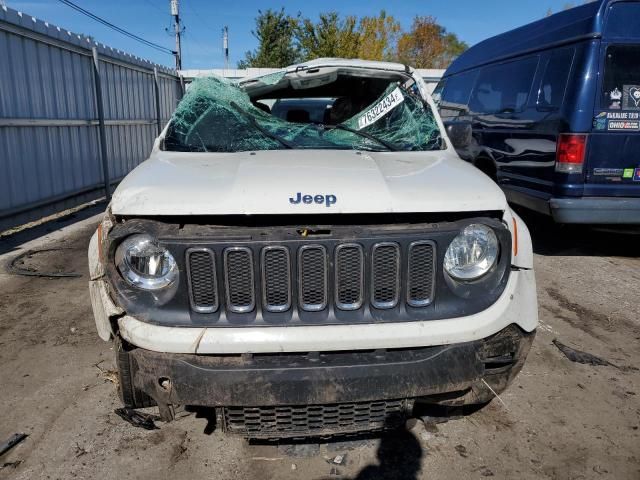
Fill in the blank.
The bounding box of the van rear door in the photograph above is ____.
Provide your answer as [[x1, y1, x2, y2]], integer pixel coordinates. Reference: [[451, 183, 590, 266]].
[[585, 3, 640, 198]]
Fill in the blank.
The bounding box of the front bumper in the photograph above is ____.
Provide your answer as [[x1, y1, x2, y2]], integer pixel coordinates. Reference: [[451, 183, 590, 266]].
[[114, 269, 537, 354], [550, 196, 640, 224], [89, 233, 537, 437], [126, 324, 535, 437]]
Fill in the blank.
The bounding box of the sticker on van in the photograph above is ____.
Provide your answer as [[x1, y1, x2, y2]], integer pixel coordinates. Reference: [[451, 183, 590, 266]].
[[608, 120, 640, 131], [624, 85, 640, 109], [594, 112, 640, 131], [593, 112, 607, 130], [609, 88, 622, 110], [593, 168, 624, 176]]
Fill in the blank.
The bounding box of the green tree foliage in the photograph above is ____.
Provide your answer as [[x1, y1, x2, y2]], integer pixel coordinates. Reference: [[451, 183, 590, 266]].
[[239, 9, 466, 69], [298, 12, 360, 59], [297, 10, 401, 61], [357, 11, 401, 60], [238, 8, 300, 68], [396, 16, 468, 69]]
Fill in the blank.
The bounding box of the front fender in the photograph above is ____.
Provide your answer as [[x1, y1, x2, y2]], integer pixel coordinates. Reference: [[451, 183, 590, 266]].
[[503, 208, 534, 270]]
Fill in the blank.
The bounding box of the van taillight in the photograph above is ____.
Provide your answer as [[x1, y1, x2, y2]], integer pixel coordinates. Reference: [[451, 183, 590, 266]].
[[555, 134, 588, 173]]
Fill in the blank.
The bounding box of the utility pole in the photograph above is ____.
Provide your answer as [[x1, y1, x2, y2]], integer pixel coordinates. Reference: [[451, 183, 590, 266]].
[[222, 26, 229, 71], [170, 0, 182, 71]]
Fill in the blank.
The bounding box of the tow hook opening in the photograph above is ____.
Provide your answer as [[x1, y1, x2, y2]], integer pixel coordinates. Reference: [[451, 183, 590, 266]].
[[483, 352, 516, 371], [158, 377, 172, 391]]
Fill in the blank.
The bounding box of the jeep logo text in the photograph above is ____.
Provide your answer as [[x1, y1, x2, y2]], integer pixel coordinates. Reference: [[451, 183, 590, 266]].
[[289, 192, 337, 207]]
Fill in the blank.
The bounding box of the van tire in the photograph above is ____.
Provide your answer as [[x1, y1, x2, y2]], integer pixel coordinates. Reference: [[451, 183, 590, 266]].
[[115, 337, 156, 408]]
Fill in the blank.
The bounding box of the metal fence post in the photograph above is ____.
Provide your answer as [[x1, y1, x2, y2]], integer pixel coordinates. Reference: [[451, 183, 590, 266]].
[[92, 47, 111, 202], [179, 74, 185, 99], [153, 68, 162, 136]]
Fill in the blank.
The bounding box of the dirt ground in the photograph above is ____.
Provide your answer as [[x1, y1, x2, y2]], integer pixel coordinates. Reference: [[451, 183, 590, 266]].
[[0, 205, 638, 480]]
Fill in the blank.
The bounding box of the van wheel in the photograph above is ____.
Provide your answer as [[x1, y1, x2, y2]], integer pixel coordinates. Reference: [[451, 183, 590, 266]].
[[474, 158, 497, 182], [115, 337, 156, 408]]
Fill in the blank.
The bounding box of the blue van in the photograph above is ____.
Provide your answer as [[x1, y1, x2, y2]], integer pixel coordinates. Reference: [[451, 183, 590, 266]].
[[435, 0, 640, 224]]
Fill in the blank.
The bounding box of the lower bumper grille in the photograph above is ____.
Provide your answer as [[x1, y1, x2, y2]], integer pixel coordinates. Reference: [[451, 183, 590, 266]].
[[223, 399, 411, 438]]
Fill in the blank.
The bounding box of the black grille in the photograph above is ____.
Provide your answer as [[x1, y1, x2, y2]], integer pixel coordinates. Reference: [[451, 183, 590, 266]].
[[262, 247, 291, 312], [371, 243, 401, 309], [187, 249, 218, 313], [335, 244, 364, 310], [224, 248, 255, 313], [407, 241, 435, 307], [186, 239, 438, 318], [223, 399, 409, 438], [298, 245, 327, 311]]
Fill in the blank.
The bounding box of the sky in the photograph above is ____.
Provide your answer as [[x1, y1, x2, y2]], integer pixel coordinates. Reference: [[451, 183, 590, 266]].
[[6, 0, 579, 69]]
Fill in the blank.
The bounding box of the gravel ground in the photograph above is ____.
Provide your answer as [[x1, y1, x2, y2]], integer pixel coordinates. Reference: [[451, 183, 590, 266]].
[[0, 206, 638, 480]]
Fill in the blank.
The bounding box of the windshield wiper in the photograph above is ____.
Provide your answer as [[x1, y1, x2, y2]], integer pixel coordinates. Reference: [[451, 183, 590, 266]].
[[322, 123, 399, 151], [229, 101, 294, 149]]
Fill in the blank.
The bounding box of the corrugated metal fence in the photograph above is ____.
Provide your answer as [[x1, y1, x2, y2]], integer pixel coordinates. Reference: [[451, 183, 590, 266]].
[[0, 6, 182, 231]]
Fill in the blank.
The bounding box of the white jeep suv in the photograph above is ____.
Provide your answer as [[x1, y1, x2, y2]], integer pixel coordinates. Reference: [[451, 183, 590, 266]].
[[88, 58, 537, 438]]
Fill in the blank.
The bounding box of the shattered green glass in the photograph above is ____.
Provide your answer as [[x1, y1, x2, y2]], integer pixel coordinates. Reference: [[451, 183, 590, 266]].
[[336, 84, 441, 150], [165, 75, 442, 153]]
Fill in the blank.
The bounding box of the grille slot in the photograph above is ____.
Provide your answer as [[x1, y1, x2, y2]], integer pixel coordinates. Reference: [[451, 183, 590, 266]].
[[407, 241, 436, 307], [335, 244, 364, 310], [371, 242, 401, 309], [224, 247, 255, 313], [186, 249, 218, 313], [261, 247, 291, 312], [224, 399, 408, 438], [298, 245, 328, 311]]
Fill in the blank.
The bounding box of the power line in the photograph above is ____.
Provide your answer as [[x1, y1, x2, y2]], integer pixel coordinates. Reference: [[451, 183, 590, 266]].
[[57, 0, 174, 54], [141, 0, 168, 15], [57, 0, 176, 55], [182, 0, 228, 68], [182, 0, 209, 30]]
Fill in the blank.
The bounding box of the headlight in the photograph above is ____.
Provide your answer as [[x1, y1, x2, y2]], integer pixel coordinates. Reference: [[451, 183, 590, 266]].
[[115, 234, 178, 290], [444, 224, 499, 281]]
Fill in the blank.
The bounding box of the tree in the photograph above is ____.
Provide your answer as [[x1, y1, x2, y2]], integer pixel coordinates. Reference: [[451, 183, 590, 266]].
[[297, 12, 360, 59], [396, 16, 468, 69], [239, 9, 467, 68], [357, 11, 401, 61], [238, 9, 300, 68]]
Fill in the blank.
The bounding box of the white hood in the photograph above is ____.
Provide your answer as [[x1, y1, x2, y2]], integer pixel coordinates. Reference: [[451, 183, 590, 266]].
[[110, 149, 507, 216]]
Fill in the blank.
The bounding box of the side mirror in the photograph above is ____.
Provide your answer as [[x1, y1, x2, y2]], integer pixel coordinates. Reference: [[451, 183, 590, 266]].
[[446, 123, 472, 150]]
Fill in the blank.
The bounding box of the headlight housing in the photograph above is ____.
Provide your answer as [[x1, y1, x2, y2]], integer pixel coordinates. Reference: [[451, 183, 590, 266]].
[[115, 234, 178, 290], [444, 224, 499, 281]]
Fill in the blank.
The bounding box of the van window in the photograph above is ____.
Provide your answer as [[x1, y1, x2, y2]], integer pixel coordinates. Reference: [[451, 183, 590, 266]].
[[605, 3, 640, 39], [536, 49, 574, 110], [602, 45, 640, 110], [431, 80, 445, 106], [469, 57, 538, 114], [439, 70, 478, 118]]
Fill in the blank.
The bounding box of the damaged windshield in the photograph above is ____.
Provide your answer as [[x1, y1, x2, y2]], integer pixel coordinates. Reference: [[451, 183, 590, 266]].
[[164, 73, 443, 153]]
